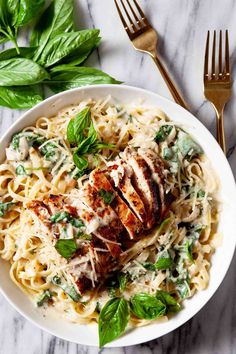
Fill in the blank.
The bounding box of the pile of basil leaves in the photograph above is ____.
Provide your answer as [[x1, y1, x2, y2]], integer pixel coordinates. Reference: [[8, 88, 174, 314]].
[[0, 0, 119, 109]]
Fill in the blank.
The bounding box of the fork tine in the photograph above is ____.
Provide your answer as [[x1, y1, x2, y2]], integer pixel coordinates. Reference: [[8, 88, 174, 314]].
[[120, 0, 136, 30], [218, 30, 222, 76], [204, 31, 210, 80], [225, 30, 230, 74], [211, 30, 216, 77], [126, 0, 140, 23], [114, 0, 132, 36], [133, 0, 150, 26]]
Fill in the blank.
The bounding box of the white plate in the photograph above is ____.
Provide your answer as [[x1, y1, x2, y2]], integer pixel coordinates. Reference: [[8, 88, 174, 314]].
[[0, 85, 236, 347]]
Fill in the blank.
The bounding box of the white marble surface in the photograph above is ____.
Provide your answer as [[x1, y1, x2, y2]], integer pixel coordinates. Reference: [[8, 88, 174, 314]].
[[0, 0, 236, 353]]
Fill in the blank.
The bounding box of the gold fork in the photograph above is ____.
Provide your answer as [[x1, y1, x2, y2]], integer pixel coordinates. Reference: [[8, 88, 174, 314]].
[[114, 0, 188, 110], [204, 30, 232, 154]]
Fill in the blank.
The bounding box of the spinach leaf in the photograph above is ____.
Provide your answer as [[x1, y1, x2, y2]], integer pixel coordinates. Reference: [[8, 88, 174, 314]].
[[39, 142, 56, 160], [99, 189, 115, 205], [51, 275, 80, 302], [0, 85, 43, 109], [0, 47, 37, 61], [67, 107, 91, 145], [155, 250, 173, 270], [37, 29, 100, 68], [16, 164, 27, 175], [0, 202, 14, 217], [37, 290, 52, 307], [0, 58, 49, 86], [130, 293, 166, 320], [99, 297, 129, 348], [14, 0, 45, 27], [176, 131, 203, 159], [47, 66, 121, 93], [176, 280, 191, 299], [155, 125, 173, 143], [31, 0, 74, 58], [55, 239, 77, 259], [156, 290, 181, 313]]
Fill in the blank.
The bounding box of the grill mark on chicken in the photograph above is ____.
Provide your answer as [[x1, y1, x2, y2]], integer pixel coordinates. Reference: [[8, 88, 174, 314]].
[[90, 169, 143, 239], [108, 161, 147, 224], [138, 148, 174, 218], [123, 147, 160, 228]]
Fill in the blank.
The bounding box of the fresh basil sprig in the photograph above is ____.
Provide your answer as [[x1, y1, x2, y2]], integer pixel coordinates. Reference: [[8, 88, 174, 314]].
[[99, 297, 129, 348], [67, 108, 114, 176]]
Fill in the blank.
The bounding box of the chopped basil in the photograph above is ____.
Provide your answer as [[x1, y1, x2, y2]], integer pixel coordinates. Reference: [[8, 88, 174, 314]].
[[98, 297, 129, 347], [176, 280, 191, 299], [70, 218, 84, 228], [155, 125, 173, 143], [55, 239, 77, 259], [142, 262, 157, 272], [156, 290, 181, 313], [176, 131, 203, 159], [98, 189, 115, 205], [185, 239, 194, 263], [0, 202, 15, 217], [37, 290, 52, 307], [16, 164, 27, 175], [130, 293, 166, 320], [118, 273, 128, 292], [11, 134, 20, 150], [51, 276, 81, 302]]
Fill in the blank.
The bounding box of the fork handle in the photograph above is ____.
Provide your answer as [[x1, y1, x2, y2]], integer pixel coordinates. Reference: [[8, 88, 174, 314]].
[[216, 109, 226, 154], [151, 54, 188, 110]]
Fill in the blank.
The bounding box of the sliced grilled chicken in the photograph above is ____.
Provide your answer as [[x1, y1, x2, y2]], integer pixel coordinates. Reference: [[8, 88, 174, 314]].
[[108, 160, 146, 224], [27, 200, 51, 227], [138, 148, 174, 218], [79, 183, 123, 258], [90, 169, 143, 239], [122, 147, 160, 228]]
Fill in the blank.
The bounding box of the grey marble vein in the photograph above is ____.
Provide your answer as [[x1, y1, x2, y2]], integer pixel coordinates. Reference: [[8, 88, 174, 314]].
[[0, 1, 236, 353]]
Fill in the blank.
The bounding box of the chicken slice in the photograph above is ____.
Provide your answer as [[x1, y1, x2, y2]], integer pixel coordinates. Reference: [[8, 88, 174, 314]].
[[90, 169, 143, 239], [122, 147, 160, 228], [138, 148, 174, 218], [108, 160, 146, 225], [79, 183, 123, 258]]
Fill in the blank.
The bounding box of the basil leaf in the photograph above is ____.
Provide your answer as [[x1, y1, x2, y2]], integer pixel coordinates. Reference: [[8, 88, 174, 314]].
[[51, 275, 81, 302], [67, 107, 91, 145], [37, 290, 52, 307], [31, 0, 74, 57], [0, 47, 37, 61], [73, 153, 88, 172], [0, 58, 49, 86], [156, 290, 181, 313], [176, 280, 191, 299], [16, 164, 27, 175], [61, 36, 101, 66], [99, 189, 115, 205], [50, 211, 70, 223], [47, 66, 121, 93], [0, 85, 43, 109], [14, 0, 45, 27], [37, 29, 100, 68], [0, 202, 14, 217], [55, 239, 77, 259], [130, 293, 166, 320], [155, 125, 173, 143], [99, 297, 129, 348]]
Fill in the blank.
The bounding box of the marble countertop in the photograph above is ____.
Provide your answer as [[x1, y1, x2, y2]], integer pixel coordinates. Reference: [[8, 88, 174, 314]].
[[0, 0, 236, 353]]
